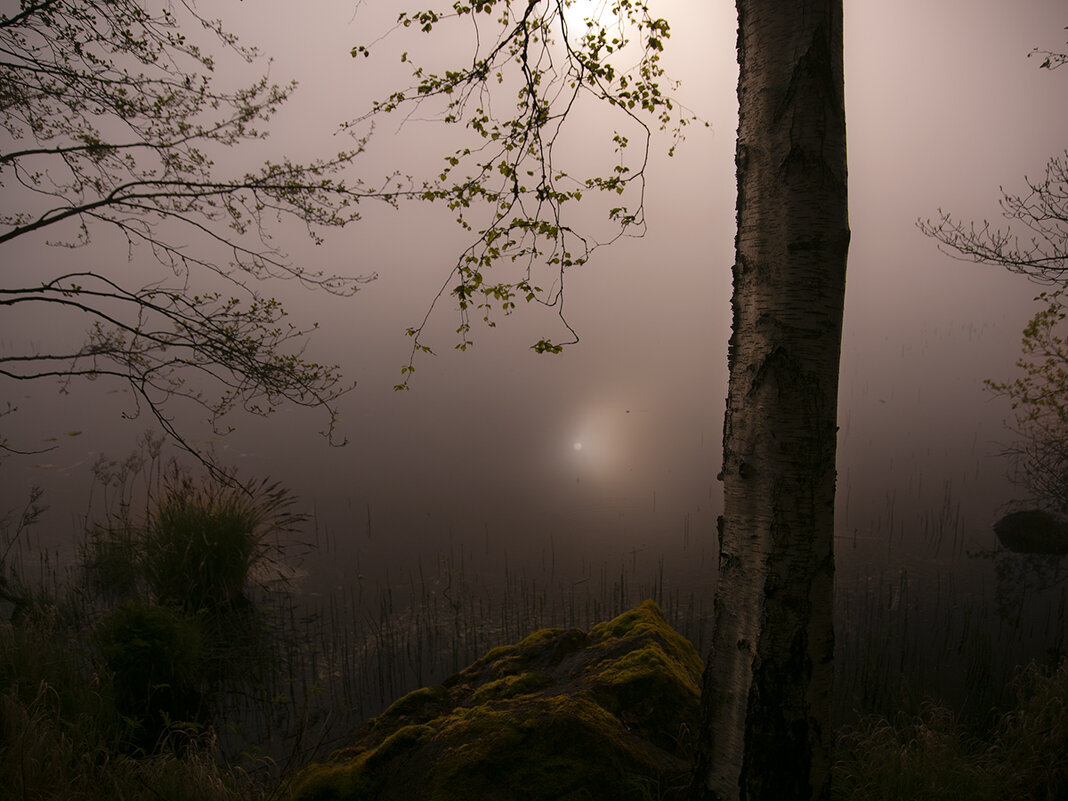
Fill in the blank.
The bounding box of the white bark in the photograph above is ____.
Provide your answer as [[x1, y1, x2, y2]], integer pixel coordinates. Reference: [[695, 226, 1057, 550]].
[[692, 2, 848, 799]]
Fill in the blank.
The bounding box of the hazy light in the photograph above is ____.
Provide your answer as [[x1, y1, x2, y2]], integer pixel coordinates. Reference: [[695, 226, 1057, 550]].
[[573, 441, 583, 451], [565, 0, 612, 26]]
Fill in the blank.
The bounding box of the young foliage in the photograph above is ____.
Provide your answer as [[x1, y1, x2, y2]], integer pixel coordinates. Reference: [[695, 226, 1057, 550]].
[[988, 291, 1068, 510], [1029, 26, 1068, 71], [350, 0, 703, 387], [924, 150, 1068, 507], [920, 38, 1067, 510]]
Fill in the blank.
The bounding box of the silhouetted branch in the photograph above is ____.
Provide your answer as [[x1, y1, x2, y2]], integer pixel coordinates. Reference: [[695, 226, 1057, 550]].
[[0, 0, 400, 470], [354, 0, 703, 386], [920, 40, 1067, 510]]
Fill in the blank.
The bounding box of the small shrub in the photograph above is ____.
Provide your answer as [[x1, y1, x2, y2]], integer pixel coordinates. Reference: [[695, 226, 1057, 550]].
[[0, 688, 264, 801], [990, 659, 1068, 800], [834, 660, 1068, 801], [138, 471, 302, 615], [77, 465, 309, 738], [146, 487, 259, 612], [1, 687, 81, 800], [833, 702, 996, 801], [96, 602, 205, 751], [0, 606, 122, 750], [82, 520, 144, 602]]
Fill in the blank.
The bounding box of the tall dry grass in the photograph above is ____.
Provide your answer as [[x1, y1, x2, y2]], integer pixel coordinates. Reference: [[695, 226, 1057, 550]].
[[833, 660, 1068, 801]]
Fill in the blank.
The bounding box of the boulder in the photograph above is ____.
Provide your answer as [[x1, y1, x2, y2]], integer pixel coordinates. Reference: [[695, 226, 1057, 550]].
[[284, 600, 702, 801], [994, 509, 1068, 554]]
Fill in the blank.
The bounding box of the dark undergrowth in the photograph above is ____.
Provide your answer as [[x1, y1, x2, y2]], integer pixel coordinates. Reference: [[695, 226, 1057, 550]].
[[3, 598, 1067, 801], [833, 659, 1068, 801], [2, 444, 1065, 799]]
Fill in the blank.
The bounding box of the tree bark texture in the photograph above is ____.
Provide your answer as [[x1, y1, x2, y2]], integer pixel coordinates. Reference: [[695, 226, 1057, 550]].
[[692, 2, 849, 800]]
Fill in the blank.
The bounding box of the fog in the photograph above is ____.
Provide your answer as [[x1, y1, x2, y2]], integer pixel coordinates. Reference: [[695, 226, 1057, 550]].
[[2, 0, 1067, 720]]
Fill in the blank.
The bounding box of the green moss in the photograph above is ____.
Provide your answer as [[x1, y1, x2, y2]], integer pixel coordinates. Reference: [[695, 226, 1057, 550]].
[[378, 683, 447, 721], [289, 726, 439, 800], [460, 627, 566, 679], [434, 703, 526, 753], [597, 642, 700, 697], [287, 694, 672, 801], [425, 696, 660, 801], [591, 600, 703, 680], [589, 600, 660, 639], [590, 639, 700, 754], [516, 626, 567, 650], [283, 757, 372, 801], [470, 642, 517, 665], [366, 723, 436, 768], [285, 602, 699, 801], [470, 671, 551, 703]]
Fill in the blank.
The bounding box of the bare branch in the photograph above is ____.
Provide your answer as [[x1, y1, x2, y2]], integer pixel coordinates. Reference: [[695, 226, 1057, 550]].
[[0, 0, 386, 470], [919, 152, 1068, 284], [918, 45, 1067, 510]]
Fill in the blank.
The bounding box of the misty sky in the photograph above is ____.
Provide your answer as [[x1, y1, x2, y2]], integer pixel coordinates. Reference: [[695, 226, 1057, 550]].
[[3, 0, 1067, 571]]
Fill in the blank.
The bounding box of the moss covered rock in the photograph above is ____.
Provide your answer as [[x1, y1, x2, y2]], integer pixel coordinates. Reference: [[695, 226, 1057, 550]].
[[285, 600, 701, 801]]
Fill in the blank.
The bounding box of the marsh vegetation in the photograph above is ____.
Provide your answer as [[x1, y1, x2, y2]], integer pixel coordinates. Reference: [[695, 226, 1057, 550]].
[[1, 437, 1066, 799]]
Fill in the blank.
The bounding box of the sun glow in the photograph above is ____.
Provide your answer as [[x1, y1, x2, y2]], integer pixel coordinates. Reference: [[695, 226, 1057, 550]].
[[566, 399, 639, 484], [564, 0, 613, 27]]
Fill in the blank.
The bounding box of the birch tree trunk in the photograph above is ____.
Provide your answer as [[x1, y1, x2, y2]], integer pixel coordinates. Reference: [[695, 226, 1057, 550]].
[[691, 2, 849, 799]]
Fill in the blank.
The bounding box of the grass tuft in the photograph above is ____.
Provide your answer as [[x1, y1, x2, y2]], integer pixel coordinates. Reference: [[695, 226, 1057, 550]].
[[833, 660, 1068, 801]]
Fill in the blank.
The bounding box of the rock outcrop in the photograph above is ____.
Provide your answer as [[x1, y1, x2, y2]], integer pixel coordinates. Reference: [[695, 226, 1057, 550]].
[[994, 509, 1068, 554], [284, 600, 702, 801]]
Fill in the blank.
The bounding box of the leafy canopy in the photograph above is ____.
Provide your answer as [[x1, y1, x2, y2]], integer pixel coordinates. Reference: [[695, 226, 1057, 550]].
[[350, 0, 703, 387]]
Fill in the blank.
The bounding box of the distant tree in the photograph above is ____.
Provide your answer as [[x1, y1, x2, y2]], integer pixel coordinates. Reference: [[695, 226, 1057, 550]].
[[360, 2, 849, 799], [990, 288, 1068, 511], [0, 0, 396, 471], [920, 35, 1067, 511]]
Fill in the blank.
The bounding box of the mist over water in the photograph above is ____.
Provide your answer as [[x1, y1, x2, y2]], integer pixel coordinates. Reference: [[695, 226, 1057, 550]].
[[3, 0, 1067, 733]]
